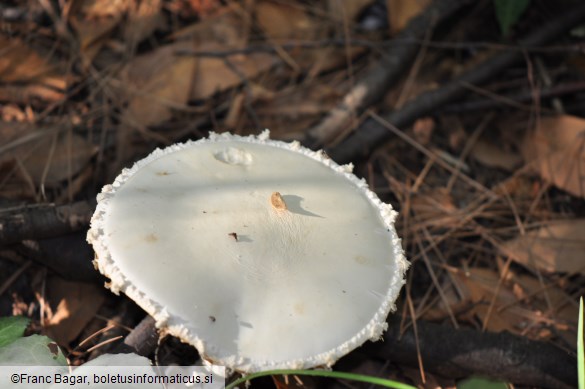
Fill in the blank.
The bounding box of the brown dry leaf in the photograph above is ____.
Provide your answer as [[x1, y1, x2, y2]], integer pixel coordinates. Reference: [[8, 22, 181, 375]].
[[410, 188, 460, 229], [119, 40, 197, 128], [170, 7, 242, 42], [187, 10, 277, 99], [120, 11, 276, 128], [256, 1, 317, 40], [44, 277, 105, 346], [256, 1, 362, 75], [256, 99, 329, 117], [454, 268, 527, 333], [69, 0, 127, 67], [124, 0, 165, 47], [0, 35, 68, 93], [493, 175, 537, 200], [501, 219, 585, 274], [166, 0, 220, 18], [191, 52, 275, 101], [522, 115, 585, 198], [471, 138, 523, 171], [0, 161, 34, 198], [0, 85, 65, 104], [224, 92, 246, 129], [328, 0, 373, 26], [307, 46, 367, 78], [422, 276, 472, 321], [224, 83, 275, 129], [387, 0, 431, 35], [1, 104, 28, 122], [253, 83, 340, 139], [444, 116, 467, 150], [0, 123, 97, 187], [514, 275, 577, 344], [412, 117, 435, 146], [316, 1, 370, 74]]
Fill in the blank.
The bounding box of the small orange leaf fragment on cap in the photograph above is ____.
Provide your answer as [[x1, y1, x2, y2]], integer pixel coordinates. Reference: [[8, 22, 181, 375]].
[[270, 192, 287, 211]]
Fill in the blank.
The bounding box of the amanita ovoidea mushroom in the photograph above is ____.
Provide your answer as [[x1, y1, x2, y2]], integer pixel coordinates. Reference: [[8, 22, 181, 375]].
[[87, 131, 408, 372]]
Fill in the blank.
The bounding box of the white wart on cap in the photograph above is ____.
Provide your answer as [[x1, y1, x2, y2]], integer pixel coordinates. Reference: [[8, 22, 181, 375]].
[[87, 131, 408, 373]]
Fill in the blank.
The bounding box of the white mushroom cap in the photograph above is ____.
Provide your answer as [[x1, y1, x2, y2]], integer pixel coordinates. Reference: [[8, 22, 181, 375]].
[[88, 131, 408, 373]]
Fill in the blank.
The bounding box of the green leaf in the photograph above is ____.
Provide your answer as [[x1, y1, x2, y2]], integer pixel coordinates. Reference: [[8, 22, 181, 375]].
[[578, 297, 584, 389], [0, 334, 67, 366], [225, 369, 417, 389], [0, 316, 30, 348], [458, 377, 509, 389], [494, 0, 530, 35]]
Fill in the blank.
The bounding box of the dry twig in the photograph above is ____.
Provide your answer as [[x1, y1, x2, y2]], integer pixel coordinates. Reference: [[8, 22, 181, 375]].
[[327, 3, 585, 163]]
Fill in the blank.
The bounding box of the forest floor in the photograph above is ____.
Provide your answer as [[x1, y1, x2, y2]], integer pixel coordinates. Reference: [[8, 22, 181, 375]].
[[0, 1, 584, 388]]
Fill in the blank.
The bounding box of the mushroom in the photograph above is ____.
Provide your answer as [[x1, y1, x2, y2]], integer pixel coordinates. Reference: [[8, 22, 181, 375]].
[[87, 131, 408, 373]]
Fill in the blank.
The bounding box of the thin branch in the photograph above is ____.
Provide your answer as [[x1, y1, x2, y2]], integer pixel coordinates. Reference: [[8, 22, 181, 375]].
[[304, 0, 474, 147]]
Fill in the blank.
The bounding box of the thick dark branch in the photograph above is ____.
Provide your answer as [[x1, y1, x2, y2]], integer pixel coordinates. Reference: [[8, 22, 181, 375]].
[[113, 316, 158, 357], [305, 0, 474, 147], [0, 201, 93, 246], [365, 316, 576, 389], [441, 81, 585, 114], [327, 3, 585, 163], [18, 232, 101, 283]]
